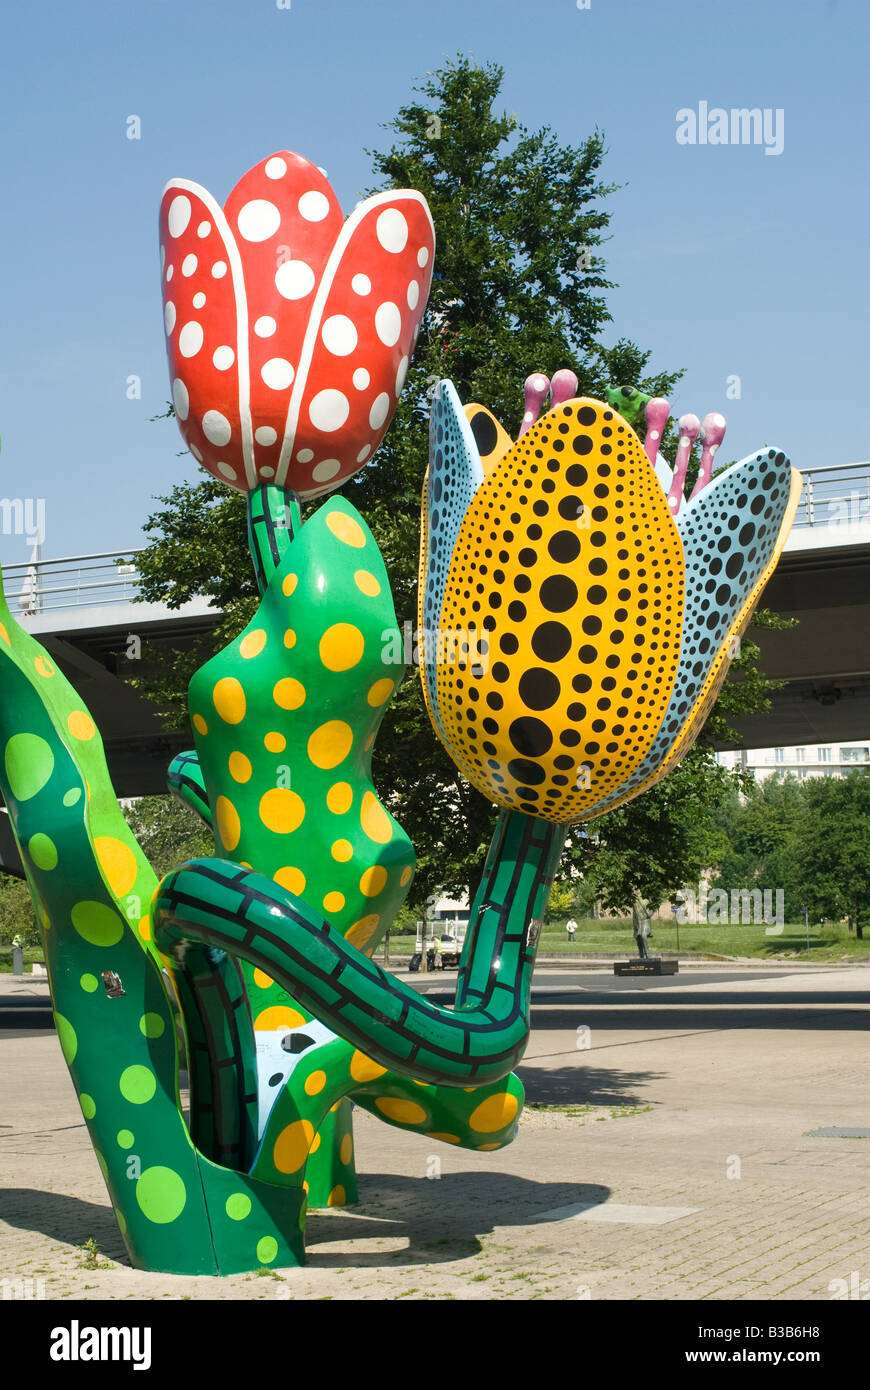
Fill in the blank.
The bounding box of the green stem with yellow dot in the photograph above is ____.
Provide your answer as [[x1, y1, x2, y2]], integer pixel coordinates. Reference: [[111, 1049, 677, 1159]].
[[153, 805, 564, 1086], [0, 581, 306, 1272]]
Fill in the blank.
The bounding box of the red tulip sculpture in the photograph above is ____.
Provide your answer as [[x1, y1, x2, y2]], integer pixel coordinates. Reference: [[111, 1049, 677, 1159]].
[[154, 155, 447, 1229], [159, 150, 434, 498]]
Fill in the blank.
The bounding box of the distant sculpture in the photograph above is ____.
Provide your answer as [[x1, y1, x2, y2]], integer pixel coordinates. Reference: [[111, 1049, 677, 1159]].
[[0, 150, 802, 1274], [632, 896, 652, 959]]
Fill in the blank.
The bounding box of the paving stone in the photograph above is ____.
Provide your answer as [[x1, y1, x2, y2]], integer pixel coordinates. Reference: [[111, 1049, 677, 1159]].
[[2, 965, 869, 1300]]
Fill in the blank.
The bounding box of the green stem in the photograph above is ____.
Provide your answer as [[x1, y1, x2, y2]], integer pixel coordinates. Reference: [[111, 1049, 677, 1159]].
[[247, 486, 302, 595], [153, 810, 565, 1087], [0, 588, 305, 1272]]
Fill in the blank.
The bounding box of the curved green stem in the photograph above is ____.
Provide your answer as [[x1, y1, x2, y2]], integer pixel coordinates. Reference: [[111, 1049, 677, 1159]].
[[0, 586, 306, 1272], [167, 750, 211, 826], [153, 810, 565, 1087]]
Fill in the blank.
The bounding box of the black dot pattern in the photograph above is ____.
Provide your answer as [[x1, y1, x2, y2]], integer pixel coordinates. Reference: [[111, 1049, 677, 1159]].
[[463, 402, 514, 475], [418, 381, 484, 740], [432, 397, 686, 823], [584, 447, 797, 816]]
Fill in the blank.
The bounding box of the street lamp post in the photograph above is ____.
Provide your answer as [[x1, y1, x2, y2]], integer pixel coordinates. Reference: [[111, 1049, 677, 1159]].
[[803, 903, 810, 955]]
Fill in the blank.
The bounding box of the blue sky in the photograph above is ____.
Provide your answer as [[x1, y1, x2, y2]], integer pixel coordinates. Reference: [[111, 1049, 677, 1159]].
[[0, 0, 866, 561]]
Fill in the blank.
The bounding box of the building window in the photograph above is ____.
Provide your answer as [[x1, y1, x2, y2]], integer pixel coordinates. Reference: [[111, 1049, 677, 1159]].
[[775, 748, 785, 763], [795, 747, 806, 762], [818, 747, 832, 762], [841, 747, 870, 763]]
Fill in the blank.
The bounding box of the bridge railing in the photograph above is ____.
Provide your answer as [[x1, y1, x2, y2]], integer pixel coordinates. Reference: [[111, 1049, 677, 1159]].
[[1, 461, 867, 616], [0, 551, 141, 616], [790, 461, 869, 531]]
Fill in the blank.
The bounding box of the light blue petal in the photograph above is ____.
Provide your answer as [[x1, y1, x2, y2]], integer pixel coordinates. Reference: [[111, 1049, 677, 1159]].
[[421, 380, 484, 721], [584, 446, 793, 817]]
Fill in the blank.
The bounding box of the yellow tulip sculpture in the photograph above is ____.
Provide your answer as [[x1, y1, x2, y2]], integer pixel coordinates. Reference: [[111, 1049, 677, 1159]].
[[419, 376, 801, 824]]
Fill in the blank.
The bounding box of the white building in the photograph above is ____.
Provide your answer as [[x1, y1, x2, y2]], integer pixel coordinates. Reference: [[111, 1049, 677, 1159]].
[[428, 895, 470, 935], [717, 739, 870, 783]]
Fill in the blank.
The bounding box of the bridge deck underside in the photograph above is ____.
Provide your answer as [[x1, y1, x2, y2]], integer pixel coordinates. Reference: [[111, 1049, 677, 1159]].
[[0, 542, 866, 879], [715, 543, 870, 748]]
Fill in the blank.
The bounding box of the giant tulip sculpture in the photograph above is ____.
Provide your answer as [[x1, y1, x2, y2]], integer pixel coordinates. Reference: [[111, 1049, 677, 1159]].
[[419, 375, 801, 822], [0, 144, 802, 1276], [160, 150, 433, 498], [0, 153, 550, 1276]]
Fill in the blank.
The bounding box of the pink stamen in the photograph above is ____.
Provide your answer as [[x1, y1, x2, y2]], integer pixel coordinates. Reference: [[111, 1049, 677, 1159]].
[[519, 372, 551, 437], [668, 413, 700, 514], [550, 368, 579, 409], [643, 397, 670, 467], [689, 412, 727, 500]]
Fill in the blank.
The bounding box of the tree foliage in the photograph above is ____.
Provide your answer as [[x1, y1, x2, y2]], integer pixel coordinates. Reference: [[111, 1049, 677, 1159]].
[[710, 770, 870, 936], [569, 747, 742, 913], [123, 795, 213, 880], [793, 773, 870, 936], [0, 873, 42, 947]]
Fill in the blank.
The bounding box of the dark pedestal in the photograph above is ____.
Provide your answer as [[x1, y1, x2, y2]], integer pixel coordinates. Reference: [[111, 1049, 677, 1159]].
[[613, 958, 679, 976]]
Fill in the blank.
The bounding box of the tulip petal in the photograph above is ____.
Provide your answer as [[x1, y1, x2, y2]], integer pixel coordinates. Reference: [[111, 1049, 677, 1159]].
[[587, 448, 802, 817], [223, 152, 344, 486], [418, 381, 484, 734], [274, 191, 435, 497], [432, 397, 686, 823], [160, 179, 254, 490], [463, 403, 515, 475]]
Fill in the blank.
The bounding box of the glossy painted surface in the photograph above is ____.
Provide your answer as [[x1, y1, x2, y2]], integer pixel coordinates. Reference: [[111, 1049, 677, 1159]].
[[160, 151, 435, 497], [0, 575, 307, 1273], [419, 380, 801, 824]]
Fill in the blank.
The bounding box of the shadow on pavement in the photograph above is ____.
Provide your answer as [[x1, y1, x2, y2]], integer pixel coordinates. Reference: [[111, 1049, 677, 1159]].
[[517, 1062, 664, 1106], [305, 1170, 611, 1267], [0, 1188, 129, 1264], [1, 1171, 612, 1272], [529, 1001, 870, 1031]]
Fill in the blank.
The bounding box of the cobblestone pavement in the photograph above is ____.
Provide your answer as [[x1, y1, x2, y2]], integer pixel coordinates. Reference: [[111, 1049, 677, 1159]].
[[1, 965, 868, 1300]]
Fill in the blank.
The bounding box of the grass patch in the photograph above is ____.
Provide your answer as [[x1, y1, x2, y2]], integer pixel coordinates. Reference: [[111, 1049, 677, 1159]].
[[76, 1237, 111, 1271], [526, 1102, 653, 1120], [540, 919, 870, 962], [0, 946, 46, 974]]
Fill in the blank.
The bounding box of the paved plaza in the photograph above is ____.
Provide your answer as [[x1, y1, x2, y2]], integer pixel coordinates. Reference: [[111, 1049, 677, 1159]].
[[1, 963, 869, 1301]]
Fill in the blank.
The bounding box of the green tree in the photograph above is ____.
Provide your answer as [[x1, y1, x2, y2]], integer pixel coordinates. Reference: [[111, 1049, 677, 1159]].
[[571, 747, 740, 913], [710, 774, 806, 919], [544, 877, 580, 924], [123, 795, 213, 880], [793, 772, 870, 938], [0, 873, 43, 948], [130, 54, 789, 912]]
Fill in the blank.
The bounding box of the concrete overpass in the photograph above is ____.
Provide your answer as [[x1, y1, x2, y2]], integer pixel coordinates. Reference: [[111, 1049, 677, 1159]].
[[1, 551, 222, 797], [0, 458, 866, 857], [726, 460, 870, 747]]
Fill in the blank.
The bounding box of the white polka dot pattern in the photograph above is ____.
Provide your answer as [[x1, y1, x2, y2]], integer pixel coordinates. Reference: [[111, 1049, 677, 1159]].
[[159, 153, 435, 497], [273, 188, 434, 492]]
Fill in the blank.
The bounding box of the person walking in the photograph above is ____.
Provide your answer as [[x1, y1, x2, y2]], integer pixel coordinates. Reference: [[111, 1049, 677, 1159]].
[[566, 918, 577, 944]]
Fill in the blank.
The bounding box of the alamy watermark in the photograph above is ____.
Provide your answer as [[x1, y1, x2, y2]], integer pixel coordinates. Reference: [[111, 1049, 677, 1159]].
[[0, 497, 45, 545], [2, 1276, 46, 1299], [676, 103, 784, 157], [826, 491, 870, 527], [382, 621, 489, 673], [676, 884, 784, 931], [829, 1271, 870, 1300]]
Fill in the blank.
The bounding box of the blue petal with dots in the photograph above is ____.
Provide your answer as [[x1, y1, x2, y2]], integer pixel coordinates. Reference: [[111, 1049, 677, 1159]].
[[584, 446, 793, 817], [422, 380, 484, 718]]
